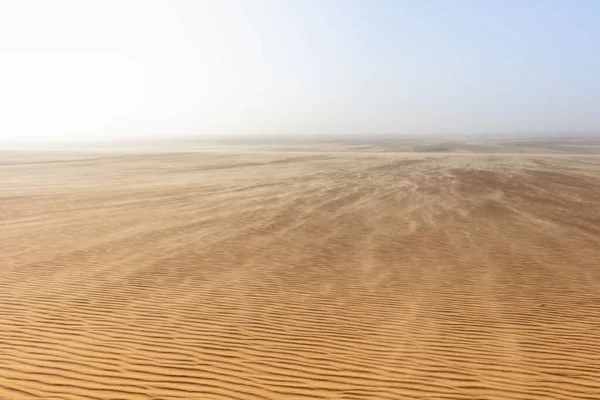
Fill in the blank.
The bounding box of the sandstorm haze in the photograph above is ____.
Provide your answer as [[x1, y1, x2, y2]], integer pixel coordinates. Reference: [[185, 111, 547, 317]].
[[1, 0, 600, 143], [3, 2, 600, 400]]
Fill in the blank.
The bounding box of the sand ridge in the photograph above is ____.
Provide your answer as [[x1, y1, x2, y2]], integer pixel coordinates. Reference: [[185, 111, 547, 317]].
[[2, 150, 600, 399]]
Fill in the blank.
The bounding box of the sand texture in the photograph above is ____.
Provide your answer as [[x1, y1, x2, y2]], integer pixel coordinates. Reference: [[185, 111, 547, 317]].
[[2, 149, 600, 399]]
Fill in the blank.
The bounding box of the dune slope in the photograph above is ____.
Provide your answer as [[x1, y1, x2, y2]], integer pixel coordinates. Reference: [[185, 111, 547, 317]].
[[2, 151, 600, 399]]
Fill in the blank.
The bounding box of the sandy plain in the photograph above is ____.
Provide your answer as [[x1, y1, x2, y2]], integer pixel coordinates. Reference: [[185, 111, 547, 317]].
[[2, 138, 600, 399]]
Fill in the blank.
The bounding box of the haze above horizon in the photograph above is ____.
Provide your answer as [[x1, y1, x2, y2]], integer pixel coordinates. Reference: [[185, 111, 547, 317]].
[[1, 0, 599, 143]]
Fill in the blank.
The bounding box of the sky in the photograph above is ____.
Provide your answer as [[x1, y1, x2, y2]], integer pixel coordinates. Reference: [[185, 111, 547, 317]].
[[0, 0, 599, 143]]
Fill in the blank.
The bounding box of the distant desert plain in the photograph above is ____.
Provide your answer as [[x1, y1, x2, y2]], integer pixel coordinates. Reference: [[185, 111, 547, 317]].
[[2, 137, 600, 399]]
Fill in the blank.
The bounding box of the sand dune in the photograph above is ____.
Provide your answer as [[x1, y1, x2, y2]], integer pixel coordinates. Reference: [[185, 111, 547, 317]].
[[2, 148, 600, 399]]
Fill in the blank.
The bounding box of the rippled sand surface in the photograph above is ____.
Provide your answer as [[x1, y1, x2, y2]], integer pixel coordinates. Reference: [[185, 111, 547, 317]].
[[2, 150, 600, 399]]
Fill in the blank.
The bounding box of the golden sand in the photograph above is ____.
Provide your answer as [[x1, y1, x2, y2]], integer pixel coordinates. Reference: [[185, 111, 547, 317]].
[[2, 148, 600, 399]]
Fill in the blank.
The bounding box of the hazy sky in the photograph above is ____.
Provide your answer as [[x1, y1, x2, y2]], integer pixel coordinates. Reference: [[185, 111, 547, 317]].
[[0, 0, 599, 142]]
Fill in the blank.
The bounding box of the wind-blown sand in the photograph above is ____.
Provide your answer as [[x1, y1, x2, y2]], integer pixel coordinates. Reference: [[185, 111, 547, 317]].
[[2, 147, 600, 399]]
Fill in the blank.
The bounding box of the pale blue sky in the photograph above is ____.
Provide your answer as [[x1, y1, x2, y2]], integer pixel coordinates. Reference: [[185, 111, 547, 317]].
[[0, 0, 598, 142]]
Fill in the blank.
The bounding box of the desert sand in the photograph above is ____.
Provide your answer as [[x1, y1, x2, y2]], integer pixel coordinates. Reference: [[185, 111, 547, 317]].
[[2, 139, 600, 399]]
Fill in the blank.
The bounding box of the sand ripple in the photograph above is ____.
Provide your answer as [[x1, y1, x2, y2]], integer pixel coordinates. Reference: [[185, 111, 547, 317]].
[[2, 151, 600, 399]]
